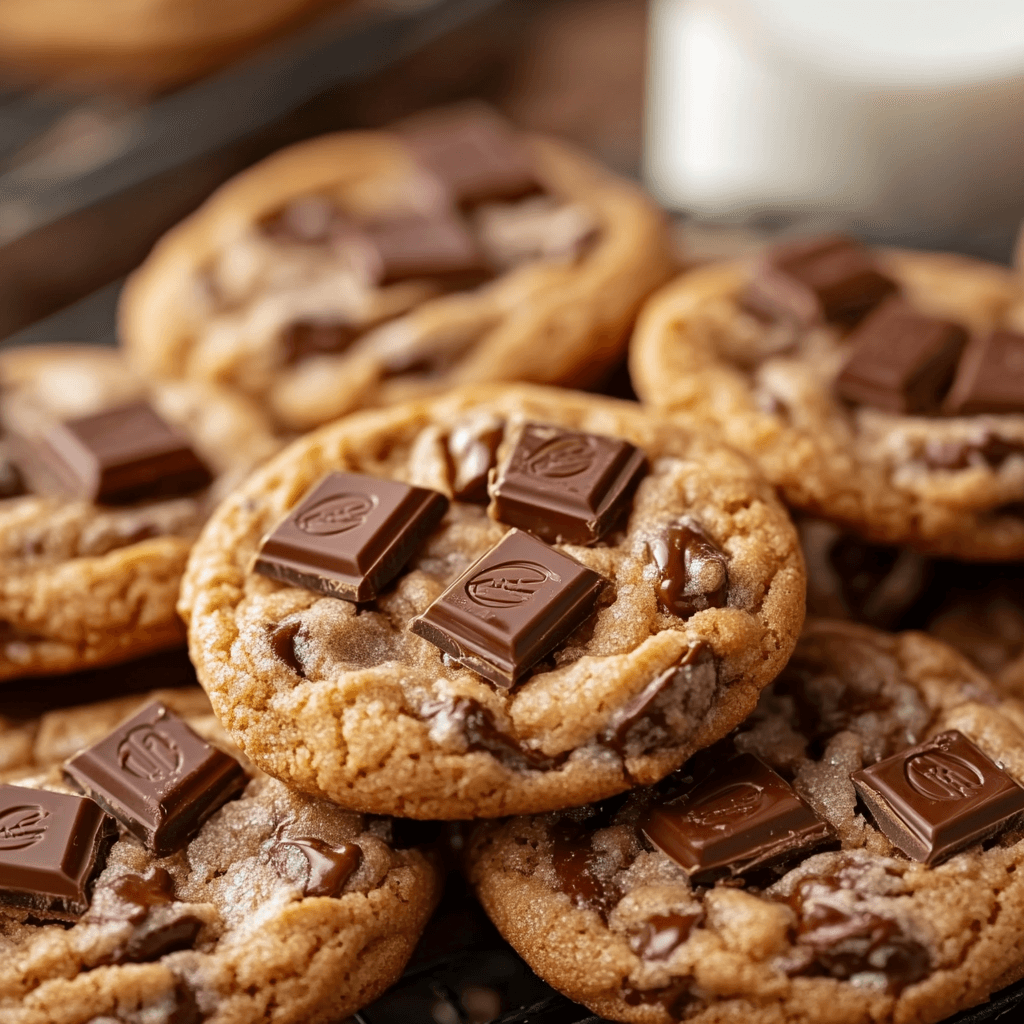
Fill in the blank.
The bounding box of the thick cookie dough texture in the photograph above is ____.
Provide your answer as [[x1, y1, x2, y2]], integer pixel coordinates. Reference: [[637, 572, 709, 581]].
[[0, 685, 441, 1024], [467, 621, 1024, 1024], [180, 385, 805, 819], [0, 345, 278, 681], [120, 123, 675, 431], [631, 250, 1024, 559], [0, 0, 343, 90]]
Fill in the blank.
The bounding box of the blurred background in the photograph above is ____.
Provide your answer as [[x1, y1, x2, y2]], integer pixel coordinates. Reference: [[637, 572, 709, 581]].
[[5, 0, 1024, 349]]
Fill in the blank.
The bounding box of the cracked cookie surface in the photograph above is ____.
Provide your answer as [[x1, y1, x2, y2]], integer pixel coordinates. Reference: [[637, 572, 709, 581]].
[[466, 620, 1024, 1024], [180, 384, 805, 819], [119, 111, 675, 432], [0, 684, 441, 1024], [0, 345, 279, 681], [630, 250, 1024, 558]]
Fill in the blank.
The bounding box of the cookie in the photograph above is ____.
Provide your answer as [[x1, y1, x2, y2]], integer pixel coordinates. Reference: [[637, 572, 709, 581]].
[[0, 0, 342, 91], [0, 344, 279, 681], [0, 684, 442, 1024], [179, 384, 805, 819], [466, 620, 1024, 1024], [120, 104, 676, 432], [630, 237, 1024, 559]]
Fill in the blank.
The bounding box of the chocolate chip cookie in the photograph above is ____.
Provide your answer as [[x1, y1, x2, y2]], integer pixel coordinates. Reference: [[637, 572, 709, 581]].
[[120, 104, 675, 432], [0, 685, 442, 1024], [466, 620, 1024, 1024], [180, 384, 805, 819], [630, 237, 1024, 559], [0, 344, 279, 681]]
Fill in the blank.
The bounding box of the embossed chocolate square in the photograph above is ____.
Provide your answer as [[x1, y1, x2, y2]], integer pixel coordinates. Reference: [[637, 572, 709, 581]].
[[16, 401, 212, 505], [744, 235, 897, 327], [641, 753, 832, 884], [489, 423, 647, 545], [410, 528, 604, 689], [0, 784, 116, 921], [64, 701, 246, 857], [836, 298, 968, 414], [851, 730, 1024, 865], [253, 471, 449, 602]]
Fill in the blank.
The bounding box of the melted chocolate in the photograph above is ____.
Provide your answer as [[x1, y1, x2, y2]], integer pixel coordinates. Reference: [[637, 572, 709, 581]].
[[445, 421, 503, 503], [786, 874, 929, 994], [549, 825, 619, 919], [110, 867, 175, 923], [629, 912, 702, 960], [268, 620, 306, 677], [271, 836, 362, 898], [650, 522, 728, 619]]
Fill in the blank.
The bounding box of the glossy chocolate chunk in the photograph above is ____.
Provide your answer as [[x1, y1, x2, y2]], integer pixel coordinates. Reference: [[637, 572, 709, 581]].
[[352, 215, 488, 285], [641, 753, 832, 884], [651, 521, 728, 618], [836, 299, 968, 414], [445, 418, 504, 503], [16, 401, 212, 505], [943, 330, 1024, 415], [281, 319, 359, 365], [489, 423, 647, 545], [399, 105, 538, 206], [0, 784, 115, 921], [745, 235, 897, 327], [851, 729, 1024, 864], [270, 836, 362, 897], [602, 643, 717, 758], [786, 872, 929, 993], [411, 528, 604, 689], [64, 701, 246, 857], [253, 471, 449, 603], [630, 912, 702, 961]]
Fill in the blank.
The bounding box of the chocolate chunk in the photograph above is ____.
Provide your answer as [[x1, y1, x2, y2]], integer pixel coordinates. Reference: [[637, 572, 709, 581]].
[[640, 753, 832, 884], [399, 105, 538, 206], [0, 458, 26, 499], [64, 701, 246, 857], [110, 867, 176, 923], [786, 874, 930, 994], [489, 423, 647, 545], [117, 915, 204, 963], [622, 981, 694, 1016], [352, 215, 488, 286], [550, 826, 620, 918], [744, 235, 897, 327], [602, 643, 717, 758], [851, 729, 1024, 865], [281, 319, 359, 365], [943, 329, 1024, 415], [14, 402, 212, 505], [630, 912, 702, 960], [924, 431, 1024, 470], [411, 528, 604, 689], [422, 695, 566, 770], [445, 419, 504, 503], [0, 785, 115, 921], [835, 299, 968, 414], [650, 521, 728, 618], [268, 620, 307, 677], [253, 471, 449, 603], [270, 836, 362, 897]]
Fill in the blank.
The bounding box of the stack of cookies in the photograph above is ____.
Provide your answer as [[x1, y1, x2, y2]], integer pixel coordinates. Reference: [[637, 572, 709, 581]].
[[2, 105, 1024, 1024]]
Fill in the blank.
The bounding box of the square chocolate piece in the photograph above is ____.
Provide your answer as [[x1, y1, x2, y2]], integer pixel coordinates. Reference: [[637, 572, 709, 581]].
[[943, 330, 1024, 415], [64, 701, 246, 857], [641, 753, 832, 884], [16, 401, 212, 505], [851, 730, 1024, 865], [353, 215, 488, 285], [489, 423, 647, 545], [398, 104, 539, 206], [744, 235, 897, 327], [253, 471, 449, 602], [0, 784, 116, 921], [836, 298, 968, 414], [410, 528, 604, 689]]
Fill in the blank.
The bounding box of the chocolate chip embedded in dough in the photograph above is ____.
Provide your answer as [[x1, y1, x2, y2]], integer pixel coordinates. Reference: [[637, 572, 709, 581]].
[[281, 320, 360, 365], [629, 911, 702, 960], [650, 521, 728, 619], [445, 419, 503, 503], [270, 836, 362, 897]]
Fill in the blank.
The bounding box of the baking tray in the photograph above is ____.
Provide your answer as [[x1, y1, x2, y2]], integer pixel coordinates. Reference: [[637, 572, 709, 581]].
[[0, 0, 520, 341]]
